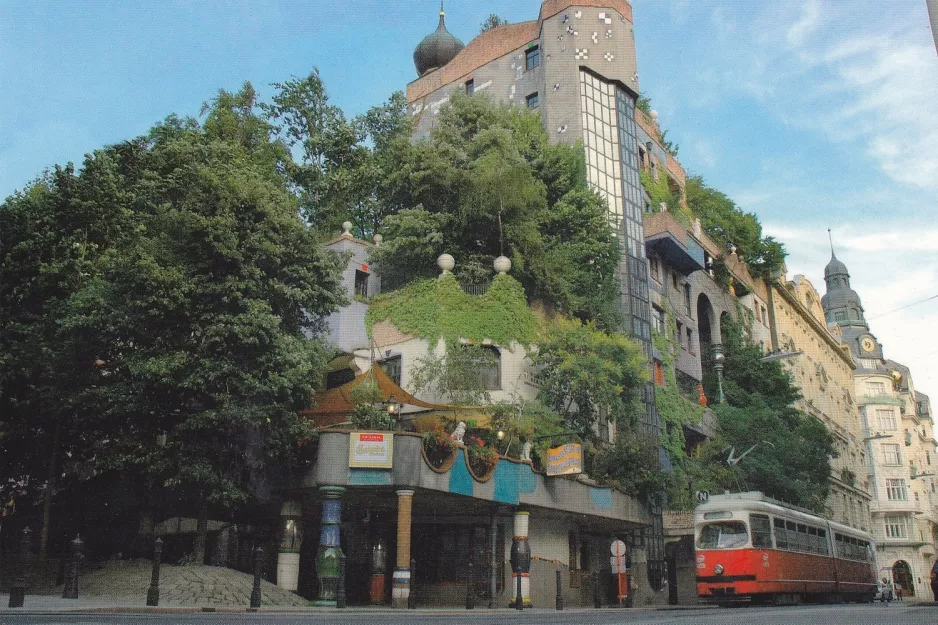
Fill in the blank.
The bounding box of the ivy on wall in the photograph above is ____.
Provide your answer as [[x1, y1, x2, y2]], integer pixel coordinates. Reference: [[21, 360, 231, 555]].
[[365, 273, 537, 348], [640, 170, 692, 226], [651, 301, 707, 510]]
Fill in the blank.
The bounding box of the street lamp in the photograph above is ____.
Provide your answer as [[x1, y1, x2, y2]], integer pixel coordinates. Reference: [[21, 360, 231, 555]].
[[713, 350, 726, 404], [759, 350, 804, 363], [386, 395, 400, 420], [863, 433, 893, 442]]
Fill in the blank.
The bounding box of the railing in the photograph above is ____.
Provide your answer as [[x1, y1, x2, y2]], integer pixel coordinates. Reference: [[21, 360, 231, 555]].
[[459, 282, 490, 296]]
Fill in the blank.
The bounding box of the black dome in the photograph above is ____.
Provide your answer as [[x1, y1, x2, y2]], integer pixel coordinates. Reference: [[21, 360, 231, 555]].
[[824, 253, 849, 279], [414, 10, 464, 76]]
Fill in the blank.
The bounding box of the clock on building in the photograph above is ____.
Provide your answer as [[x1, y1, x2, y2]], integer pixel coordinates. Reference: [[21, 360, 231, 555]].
[[861, 336, 876, 352]]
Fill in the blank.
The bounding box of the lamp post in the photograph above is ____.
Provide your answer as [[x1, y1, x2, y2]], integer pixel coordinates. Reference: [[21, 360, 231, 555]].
[[387, 395, 400, 425], [713, 349, 726, 404]]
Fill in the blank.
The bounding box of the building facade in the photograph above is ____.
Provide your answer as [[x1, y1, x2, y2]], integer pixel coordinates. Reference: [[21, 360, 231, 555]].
[[822, 253, 938, 596]]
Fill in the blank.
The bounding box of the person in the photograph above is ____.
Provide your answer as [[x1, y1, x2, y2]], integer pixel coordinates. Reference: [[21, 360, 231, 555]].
[[931, 560, 938, 602], [894, 581, 903, 601], [880, 577, 893, 603]]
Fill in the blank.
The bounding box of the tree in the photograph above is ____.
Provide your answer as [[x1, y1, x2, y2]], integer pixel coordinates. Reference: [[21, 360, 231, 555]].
[[9, 84, 349, 558], [694, 316, 834, 511], [532, 317, 648, 443], [479, 14, 508, 34], [685, 175, 786, 278], [369, 93, 622, 328]]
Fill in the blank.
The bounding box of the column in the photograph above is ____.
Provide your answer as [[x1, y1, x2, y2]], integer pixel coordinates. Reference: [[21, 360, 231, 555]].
[[313, 486, 344, 606], [392, 489, 415, 609], [510, 510, 532, 607], [277, 501, 303, 591]]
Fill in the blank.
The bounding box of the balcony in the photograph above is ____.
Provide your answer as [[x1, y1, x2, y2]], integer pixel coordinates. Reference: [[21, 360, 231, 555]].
[[643, 212, 705, 275], [859, 393, 903, 407], [873, 498, 921, 514]]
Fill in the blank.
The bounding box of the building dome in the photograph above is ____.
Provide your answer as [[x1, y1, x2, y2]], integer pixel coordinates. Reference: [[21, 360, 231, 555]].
[[413, 8, 464, 76], [824, 253, 849, 279]]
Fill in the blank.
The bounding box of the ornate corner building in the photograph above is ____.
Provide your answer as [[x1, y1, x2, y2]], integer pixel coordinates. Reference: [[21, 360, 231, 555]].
[[821, 252, 938, 596]]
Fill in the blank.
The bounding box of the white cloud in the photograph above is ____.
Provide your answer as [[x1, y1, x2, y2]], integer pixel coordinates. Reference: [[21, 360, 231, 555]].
[[786, 0, 823, 47]]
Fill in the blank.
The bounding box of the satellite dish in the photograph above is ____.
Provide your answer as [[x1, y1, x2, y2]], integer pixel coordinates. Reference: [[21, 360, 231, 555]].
[[696, 490, 710, 504]]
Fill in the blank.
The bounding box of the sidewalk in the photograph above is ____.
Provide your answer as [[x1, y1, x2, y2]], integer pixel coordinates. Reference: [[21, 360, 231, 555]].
[[0, 593, 715, 615]]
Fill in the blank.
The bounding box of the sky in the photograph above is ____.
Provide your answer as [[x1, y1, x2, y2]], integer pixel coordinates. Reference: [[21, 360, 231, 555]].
[[2, 0, 937, 403]]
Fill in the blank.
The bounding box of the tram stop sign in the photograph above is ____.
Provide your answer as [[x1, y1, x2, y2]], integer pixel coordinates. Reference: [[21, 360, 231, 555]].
[[610, 539, 627, 557], [610, 540, 628, 574]]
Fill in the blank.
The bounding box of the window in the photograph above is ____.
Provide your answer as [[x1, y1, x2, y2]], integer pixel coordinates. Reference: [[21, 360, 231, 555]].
[[750, 514, 772, 549], [860, 358, 878, 369], [354, 270, 369, 298], [478, 346, 501, 390], [676, 321, 684, 349], [638, 147, 646, 170], [877, 409, 897, 431], [652, 307, 666, 333], [866, 381, 886, 396], [773, 518, 789, 550], [761, 305, 768, 325], [649, 256, 661, 282], [465, 79, 474, 95], [686, 328, 694, 354], [884, 516, 907, 539], [886, 478, 907, 501], [683, 283, 692, 315], [697, 521, 748, 549], [672, 272, 679, 290], [525, 46, 540, 71], [525, 92, 539, 109], [883, 443, 901, 466], [378, 356, 402, 387]]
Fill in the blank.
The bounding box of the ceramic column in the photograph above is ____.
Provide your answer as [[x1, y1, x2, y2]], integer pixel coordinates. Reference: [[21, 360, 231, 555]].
[[313, 486, 344, 606], [277, 501, 303, 591], [510, 510, 532, 607], [392, 489, 415, 608]]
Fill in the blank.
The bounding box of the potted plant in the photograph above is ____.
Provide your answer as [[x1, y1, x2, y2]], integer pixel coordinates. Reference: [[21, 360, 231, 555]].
[[422, 422, 456, 470], [465, 434, 499, 479]]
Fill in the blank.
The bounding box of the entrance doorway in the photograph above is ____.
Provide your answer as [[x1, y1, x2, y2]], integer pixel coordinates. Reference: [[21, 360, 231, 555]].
[[893, 560, 915, 596]]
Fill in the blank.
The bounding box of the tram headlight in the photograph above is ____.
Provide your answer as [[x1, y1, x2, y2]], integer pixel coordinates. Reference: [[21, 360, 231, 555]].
[[713, 564, 724, 575]]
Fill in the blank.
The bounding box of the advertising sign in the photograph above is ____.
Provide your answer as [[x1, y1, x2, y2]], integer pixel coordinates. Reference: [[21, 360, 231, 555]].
[[349, 432, 394, 468], [545, 443, 583, 476]]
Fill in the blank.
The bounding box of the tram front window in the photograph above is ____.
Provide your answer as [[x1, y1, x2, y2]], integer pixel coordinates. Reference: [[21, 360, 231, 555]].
[[697, 521, 749, 549]]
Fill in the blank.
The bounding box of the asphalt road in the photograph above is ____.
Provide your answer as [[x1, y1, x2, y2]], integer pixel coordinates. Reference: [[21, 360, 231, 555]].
[[0, 604, 934, 625]]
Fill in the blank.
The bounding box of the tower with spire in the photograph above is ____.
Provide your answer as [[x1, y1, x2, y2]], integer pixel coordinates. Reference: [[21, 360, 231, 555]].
[[820, 237, 884, 366], [412, 2, 465, 77]]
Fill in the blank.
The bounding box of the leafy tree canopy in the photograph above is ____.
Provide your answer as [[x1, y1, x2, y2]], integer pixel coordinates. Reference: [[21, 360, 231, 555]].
[[369, 93, 622, 328], [694, 316, 834, 512], [685, 175, 786, 278], [1, 82, 347, 509], [479, 14, 508, 33]]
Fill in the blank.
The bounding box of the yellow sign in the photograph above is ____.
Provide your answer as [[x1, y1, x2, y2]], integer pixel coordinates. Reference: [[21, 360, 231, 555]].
[[349, 432, 394, 468], [545, 443, 582, 476]]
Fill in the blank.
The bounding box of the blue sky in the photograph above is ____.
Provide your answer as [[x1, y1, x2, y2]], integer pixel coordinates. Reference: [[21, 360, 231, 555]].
[[2, 0, 936, 402]]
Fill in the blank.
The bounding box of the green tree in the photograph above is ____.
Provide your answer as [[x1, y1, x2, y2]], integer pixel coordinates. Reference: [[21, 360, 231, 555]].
[[26, 85, 350, 558], [479, 14, 508, 33], [696, 316, 834, 511], [370, 93, 621, 328], [685, 175, 786, 278], [532, 317, 648, 443]]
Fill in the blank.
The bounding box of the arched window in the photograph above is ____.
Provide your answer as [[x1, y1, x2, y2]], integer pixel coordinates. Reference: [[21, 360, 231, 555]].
[[478, 345, 502, 390]]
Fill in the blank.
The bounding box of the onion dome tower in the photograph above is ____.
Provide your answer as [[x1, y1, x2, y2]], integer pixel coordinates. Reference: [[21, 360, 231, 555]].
[[413, 2, 464, 77], [820, 249, 866, 327]]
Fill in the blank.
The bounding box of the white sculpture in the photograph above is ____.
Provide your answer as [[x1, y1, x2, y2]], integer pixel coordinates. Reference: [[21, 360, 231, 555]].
[[450, 421, 467, 444], [521, 440, 532, 462]]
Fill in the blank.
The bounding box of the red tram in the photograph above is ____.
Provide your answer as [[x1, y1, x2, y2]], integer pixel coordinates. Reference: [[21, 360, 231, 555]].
[[695, 492, 877, 604]]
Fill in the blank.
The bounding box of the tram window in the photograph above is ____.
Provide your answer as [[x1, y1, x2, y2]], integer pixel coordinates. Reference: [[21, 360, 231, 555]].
[[750, 515, 772, 548], [773, 518, 789, 550], [697, 521, 749, 549]]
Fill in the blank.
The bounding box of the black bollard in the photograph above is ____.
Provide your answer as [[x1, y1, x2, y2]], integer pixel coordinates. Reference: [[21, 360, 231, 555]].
[[593, 571, 602, 608], [249, 545, 263, 609], [555, 569, 563, 611], [146, 538, 162, 606], [8, 526, 31, 608], [336, 552, 347, 609], [515, 573, 523, 611], [62, 535, 83, 599], [407, 558, 417, 609], [466, 561, 475, 610]]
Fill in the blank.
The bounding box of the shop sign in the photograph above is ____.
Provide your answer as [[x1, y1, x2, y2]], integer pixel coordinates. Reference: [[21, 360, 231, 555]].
[[349, 432, 394, 468], [545, 442, 583, 476]]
